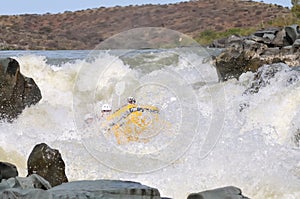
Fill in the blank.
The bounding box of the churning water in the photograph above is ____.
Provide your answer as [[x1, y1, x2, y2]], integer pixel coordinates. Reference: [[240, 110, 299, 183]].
[[1, 28, 300, 199]]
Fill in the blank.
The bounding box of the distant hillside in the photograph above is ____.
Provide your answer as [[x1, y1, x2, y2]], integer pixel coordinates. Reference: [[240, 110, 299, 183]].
[[0, 0, 291, 50]]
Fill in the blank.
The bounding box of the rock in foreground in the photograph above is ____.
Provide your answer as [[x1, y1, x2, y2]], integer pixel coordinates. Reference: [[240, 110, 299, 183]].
[[0, 58, 42, 121], [0, 176, 161, 199], [187, 186, 249, 199], [49, 180, 161, 199], [0, 162, 18, 180], [27, 143, 68, 187]]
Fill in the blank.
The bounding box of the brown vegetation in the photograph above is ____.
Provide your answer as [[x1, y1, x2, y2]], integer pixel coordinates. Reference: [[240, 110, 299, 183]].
[[0, 0, 291, 50]]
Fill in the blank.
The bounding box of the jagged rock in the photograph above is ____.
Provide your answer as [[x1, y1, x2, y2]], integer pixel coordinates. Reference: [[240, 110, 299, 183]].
[[211, 37, 227, 48], [0, 58, 42, 121], [243, 63, 300, 95], [214, 25, 300, 81], [215, 49, 265, 81], [244, 63, 285, 94], [187, 186, 249, 199], [261, 47, 280, 56], [227, 35, 243, 43], [0, 162, 18, 180], [0, 174, 51, 199], [285, 24, 300, 45], [0, 179, 161, 199], [271, 29, 289, 47], [250, 27, 280, 46], [0, 174, 51, 190], [211, 35, 243, 48], [293, 39, 300, 49], [27, 143, 68, 187], [49, 180, 161, 199]]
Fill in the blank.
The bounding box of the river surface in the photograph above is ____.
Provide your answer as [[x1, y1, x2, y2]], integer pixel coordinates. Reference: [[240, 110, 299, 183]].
[[0, 47, 299, 199]]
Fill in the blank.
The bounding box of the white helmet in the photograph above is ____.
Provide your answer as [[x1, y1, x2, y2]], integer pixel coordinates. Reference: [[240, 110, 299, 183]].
[[101, 104, 111, 112], [127, 96, 136, 104]]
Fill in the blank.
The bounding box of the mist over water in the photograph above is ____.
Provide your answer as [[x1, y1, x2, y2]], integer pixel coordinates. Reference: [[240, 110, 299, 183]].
[[0, 48, 299, 199]]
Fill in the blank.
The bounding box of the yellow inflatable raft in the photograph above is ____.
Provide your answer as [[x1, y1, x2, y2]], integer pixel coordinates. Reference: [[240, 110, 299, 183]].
[[105, 104, 160, 144]]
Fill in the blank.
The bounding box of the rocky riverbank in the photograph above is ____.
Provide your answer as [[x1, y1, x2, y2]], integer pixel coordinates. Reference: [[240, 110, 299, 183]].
[[213, 24, 300, 81], [0, 143, 250, 199]]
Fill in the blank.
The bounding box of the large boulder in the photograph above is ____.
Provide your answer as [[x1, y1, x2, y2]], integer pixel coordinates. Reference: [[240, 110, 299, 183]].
[[0, 178, 161, 199], [187, 186, 249, 199], [0, 58, 42, 121], [27, 143, 68, 187], [285, 24, 300, 45], [215, 49, 265, 81], [250, 27, 280, 46], [0, 162, 18, 180], [49, 180, 161, 199]]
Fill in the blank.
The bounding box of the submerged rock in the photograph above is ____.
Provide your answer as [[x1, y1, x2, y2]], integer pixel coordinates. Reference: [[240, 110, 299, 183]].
[[0, 58, 42, 121], [27, 143, 68, 187], [243, 63, 300, 94], [0, 162, 18, 180], [244, 63, 286, 94], [187, 186, 249, 199]]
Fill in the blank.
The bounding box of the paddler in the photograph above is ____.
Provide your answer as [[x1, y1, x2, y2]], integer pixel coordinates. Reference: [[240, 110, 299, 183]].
[[106, 97, 159, 144]]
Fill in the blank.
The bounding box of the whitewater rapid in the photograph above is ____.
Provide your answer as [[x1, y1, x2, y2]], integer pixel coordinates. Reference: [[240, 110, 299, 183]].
[[0, 48, 300, 199]]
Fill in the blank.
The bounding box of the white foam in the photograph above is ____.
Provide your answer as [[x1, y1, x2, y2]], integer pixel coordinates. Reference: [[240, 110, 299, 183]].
[[0, 53, 299, 198]]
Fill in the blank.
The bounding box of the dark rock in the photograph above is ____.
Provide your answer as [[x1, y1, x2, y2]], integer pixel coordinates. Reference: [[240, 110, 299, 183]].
[[0, 162, 18, 180], [187, 186, 249, 199], [27, 143, 68, 187], [0, 58, 42, 121], [250, 32, 275, 46], [244, 63, 285, 94], [214, 25, 300, 81], [215, 49, 265, 81], [253, 28, 279, 38], [243, 63, 299, 95], [285, 24, 300, 45], [292, 39, 300, 49], [211, 37, 227, 48]]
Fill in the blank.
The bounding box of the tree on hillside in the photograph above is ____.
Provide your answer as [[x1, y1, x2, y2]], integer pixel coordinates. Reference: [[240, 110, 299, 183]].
[[292, 0, 300, 18]]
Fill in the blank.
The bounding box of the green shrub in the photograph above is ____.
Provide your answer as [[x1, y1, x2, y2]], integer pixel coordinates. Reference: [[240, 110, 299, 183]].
[[292, 4, 300, 18], [195, 7, 300, 46], [194, 27, 256, 46]]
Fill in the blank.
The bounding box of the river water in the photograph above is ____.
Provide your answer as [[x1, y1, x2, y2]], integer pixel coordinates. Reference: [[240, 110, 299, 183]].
[[0, 45, 299, 199]]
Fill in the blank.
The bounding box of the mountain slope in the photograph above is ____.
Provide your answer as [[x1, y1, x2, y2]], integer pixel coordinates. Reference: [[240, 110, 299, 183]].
[[0, 0, 291, 50]]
